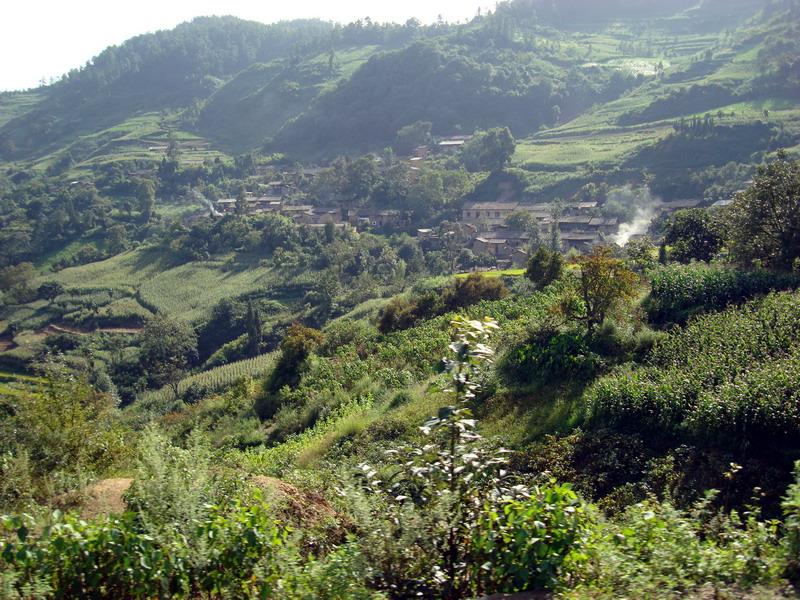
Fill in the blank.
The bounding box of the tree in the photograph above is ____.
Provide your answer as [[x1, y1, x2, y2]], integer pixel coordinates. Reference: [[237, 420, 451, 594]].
[[461, 128, 516, 173], [140, 315, 198, 400], [395, 121, 432, 155], [0, 263, 36, 292], [504, 210, 535, 232], [725, 153, 800, 271], [38, 281, 65, 304], [244, 301, 262, 358], [235, 184, 248, 217], [264, 324, 325, 397], [663, 208, 723, 263], [565, 246, 639, 339], [525, 247, 563, 290], [105, 224, 129, 254], [137, 180, 156, 222]]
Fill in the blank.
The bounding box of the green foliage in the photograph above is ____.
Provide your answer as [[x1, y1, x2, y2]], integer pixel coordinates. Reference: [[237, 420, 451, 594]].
[[563, 496, 788, 599], [137, 353, 275, 411], [525, 246, 564, 290], [784, 462, 800, 582], [378, 274, 509, 333], [588, 291, 800, 450], [0, 502, 287, 599], [501, 325, 600, 385], [663, 208, 724, 264], [0, 364, 128, 499], [461, 127, 517, 173], [645, 263, 800, 325], [395, 121, 432, 155], [140, 314, 198, 396], [561, 247, 639, 339], [351, 317, 592, 598], [473, 485, 590, 594], [726, 153, 800, 271], [266, 323, 325, 393]]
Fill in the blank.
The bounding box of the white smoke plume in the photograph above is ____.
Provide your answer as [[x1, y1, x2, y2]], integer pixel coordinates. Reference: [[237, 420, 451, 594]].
[[606, 185, 660, 247], [612, 204, 657, 246], [191, 189, 222, 217]]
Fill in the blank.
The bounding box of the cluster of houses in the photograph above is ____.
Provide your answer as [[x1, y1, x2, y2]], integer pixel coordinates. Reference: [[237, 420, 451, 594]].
[[214, 180, 405, 231], [446, 196, 705, 269]]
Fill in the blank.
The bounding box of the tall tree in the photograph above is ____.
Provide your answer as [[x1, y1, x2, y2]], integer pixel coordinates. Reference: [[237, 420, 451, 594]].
[[245, 301, 262, 358], [140, 315, 198, 400], [726, 152, 800, 271], [663, 208, 723, 264], [137, 180, 156, 222]]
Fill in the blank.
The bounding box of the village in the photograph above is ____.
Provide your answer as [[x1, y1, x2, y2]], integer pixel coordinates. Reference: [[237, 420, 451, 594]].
[[210, 136, 705, 271]]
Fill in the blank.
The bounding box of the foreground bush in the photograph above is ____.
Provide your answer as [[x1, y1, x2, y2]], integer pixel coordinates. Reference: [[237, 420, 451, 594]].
[[561, 494, 790, 599]]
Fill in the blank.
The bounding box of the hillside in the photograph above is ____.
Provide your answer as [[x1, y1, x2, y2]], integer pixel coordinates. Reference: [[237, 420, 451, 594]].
[[0, 0, 794, 172]]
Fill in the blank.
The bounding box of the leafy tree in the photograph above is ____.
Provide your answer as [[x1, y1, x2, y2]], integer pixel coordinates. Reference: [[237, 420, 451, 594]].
[[0, 263, 35, 292], [260, 213, 299, 254], [395, 121, 432, 155], [504, 210, 535, 233], [137, 180, 156, 222], [525, 247, 563, 290], [38, 281, 65, 304], [663, 208, 723, 264], [140, 315, 198, 399], [235, 184, 248, 217], [726, 152, 800, 270], [105, 224, 129, 254], [264, 323, 325, 396], [244, 301, 262, 358], [461, 128, 516, 173], [563, 246, 639, 339]]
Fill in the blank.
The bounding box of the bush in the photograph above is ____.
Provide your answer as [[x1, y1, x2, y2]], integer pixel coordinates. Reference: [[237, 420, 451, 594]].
[[0, 502, 288, 599], [784, 462, 800, 582], [500, 326, 600, 385], [563, 496, 787, 599], [377, 274, 508, 333], [472, 484, 591, 594], [645, 263, 800, 325]]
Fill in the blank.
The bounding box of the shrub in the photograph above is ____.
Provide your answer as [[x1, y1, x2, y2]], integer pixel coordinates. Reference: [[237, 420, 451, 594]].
[[0, 502, 288, 599], [784, 462, 800, 582], [500, 326, 600, 386], [563, 496, 787, 599], [377, 275, 508, 333], [472, 484, 591, 594]]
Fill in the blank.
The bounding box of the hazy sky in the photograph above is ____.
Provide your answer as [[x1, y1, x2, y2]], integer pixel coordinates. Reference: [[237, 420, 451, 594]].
[[1, 0, 491, 92]]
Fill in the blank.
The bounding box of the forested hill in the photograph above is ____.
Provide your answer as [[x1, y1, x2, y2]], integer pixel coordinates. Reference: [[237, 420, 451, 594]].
[[0, 17, 338, 159], [0, 0, 792, 166]]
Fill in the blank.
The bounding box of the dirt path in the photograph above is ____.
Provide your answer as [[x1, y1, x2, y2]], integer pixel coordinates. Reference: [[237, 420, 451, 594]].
[[0, 338, 15, 352], [81, 478, 133, 520]]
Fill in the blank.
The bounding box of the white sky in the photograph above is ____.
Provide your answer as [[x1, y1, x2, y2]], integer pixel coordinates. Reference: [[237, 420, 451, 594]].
[[1, 0, 491, 92]]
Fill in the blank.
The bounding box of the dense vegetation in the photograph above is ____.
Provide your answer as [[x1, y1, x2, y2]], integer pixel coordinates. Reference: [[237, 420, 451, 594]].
[[1, 1, 800, 597]]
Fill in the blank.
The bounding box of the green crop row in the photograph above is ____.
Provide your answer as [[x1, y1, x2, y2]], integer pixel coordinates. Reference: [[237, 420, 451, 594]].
[[588, 290, 800, 449], [139, 353, 277, 406]]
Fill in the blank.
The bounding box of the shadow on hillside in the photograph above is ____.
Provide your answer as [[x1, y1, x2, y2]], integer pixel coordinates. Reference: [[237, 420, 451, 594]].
[[479, 379, 591, 446]]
